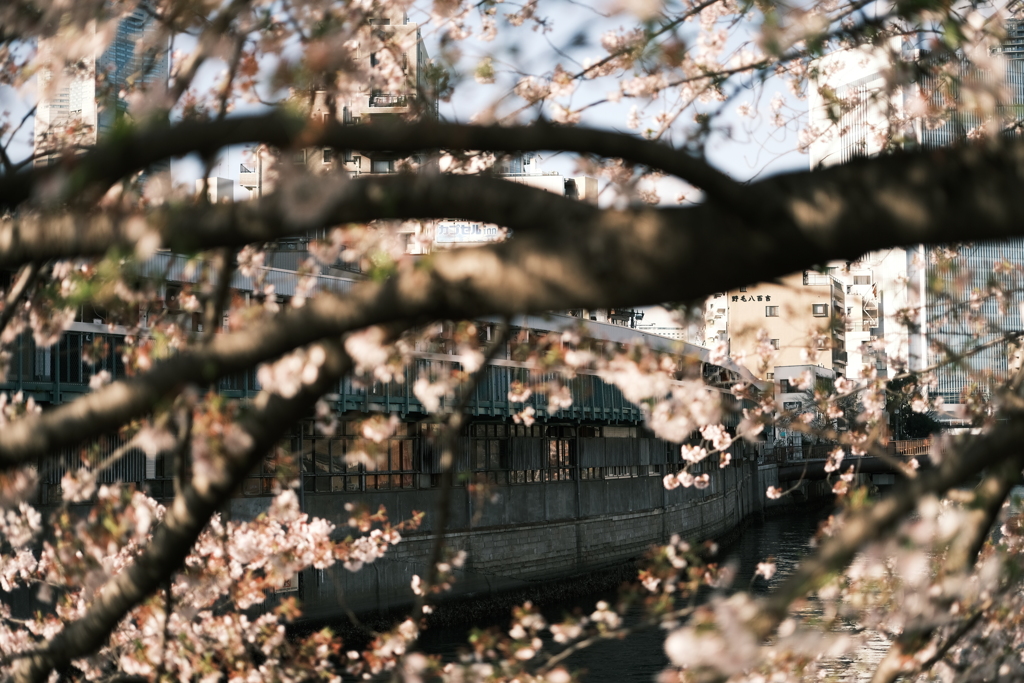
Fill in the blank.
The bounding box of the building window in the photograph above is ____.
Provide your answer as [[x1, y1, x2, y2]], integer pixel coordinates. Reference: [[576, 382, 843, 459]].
[[739, 287, 747, 292], [770, 338, 780, 349], [853, 275, 871, 285], [812, 304, 829, 317], [766, 372, 774, 380], [766, 306, 779, 317], [371, 159, 394, 173], [322, 148, 333, 163], [293, 150, 306, 165]]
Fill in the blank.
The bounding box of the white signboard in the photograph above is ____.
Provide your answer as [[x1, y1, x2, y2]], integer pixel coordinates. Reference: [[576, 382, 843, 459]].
[[435, 221, 505, 244]]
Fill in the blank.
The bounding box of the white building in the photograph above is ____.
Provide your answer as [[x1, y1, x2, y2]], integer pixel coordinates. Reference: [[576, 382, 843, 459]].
[[34, 5, 169, 167], [196, 177, 235, 204], [806, 44, 915, 380], [702, 293, 729, 346], [834, 251, 911, 380]]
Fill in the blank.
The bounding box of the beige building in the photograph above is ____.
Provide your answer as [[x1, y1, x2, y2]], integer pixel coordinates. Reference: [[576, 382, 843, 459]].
[[726, 269, 847, 381]]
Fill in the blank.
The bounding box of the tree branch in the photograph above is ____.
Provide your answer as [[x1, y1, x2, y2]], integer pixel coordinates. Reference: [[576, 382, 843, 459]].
[[753, 414, 1024, 639], [0, 261, 42, 339], [11, 340, 354, 683], [868, 451, 1024, 683], [9, 141, 1024, 469], [0, 113, 746, 210], [413, 320, 511, 618]]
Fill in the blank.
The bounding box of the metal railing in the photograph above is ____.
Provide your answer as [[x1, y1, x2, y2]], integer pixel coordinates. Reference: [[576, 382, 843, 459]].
[[369, 94, 408, 107]]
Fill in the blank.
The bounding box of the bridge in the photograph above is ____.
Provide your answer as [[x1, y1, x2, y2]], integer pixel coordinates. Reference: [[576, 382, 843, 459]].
[[769, 439, 934, 482]]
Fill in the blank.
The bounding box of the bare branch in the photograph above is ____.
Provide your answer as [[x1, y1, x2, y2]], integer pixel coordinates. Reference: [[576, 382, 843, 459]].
[[201, 248, 235, 344], [414, 320, 511, 618]]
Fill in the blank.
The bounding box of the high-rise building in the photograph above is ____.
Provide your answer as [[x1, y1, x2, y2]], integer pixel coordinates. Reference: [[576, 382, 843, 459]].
[[34, 4, 169, 167]]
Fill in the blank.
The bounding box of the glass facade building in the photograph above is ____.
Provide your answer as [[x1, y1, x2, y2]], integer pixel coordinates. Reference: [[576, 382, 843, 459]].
[[916, 59, 1024, 403]]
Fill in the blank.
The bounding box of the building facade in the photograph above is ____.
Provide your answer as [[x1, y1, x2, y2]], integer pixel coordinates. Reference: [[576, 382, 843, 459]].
[[806, 38, 1024, 406], [34, 4, 169, 167], [725, 270, 847, 381]]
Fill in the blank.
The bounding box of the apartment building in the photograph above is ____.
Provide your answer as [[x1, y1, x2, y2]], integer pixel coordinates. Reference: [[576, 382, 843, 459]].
[[725, 270, 847, 381]]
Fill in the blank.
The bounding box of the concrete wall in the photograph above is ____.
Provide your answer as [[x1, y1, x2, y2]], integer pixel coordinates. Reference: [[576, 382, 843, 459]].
[[233, 459, 779, 619]]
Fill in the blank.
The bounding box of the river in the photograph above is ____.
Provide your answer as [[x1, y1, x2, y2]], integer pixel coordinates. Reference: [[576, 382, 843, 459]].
[[417, 505, 869, 681]]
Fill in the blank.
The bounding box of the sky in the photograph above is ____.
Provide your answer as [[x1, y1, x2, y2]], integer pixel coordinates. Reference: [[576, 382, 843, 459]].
[[0, 0, 810, 194]]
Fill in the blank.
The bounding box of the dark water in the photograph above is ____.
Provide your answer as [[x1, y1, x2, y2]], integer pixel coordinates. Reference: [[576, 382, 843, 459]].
[[417, 507, 834, 682]]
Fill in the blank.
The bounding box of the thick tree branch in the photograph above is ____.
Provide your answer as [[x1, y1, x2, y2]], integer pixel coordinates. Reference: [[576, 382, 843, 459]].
[[0, 113, 746, 210], [0, 175, 599, 268], [11, 341, 354, 683], [7, 136, 1024, 279], [753, 416, 1024, 639], [10, 140, 1024, 469]]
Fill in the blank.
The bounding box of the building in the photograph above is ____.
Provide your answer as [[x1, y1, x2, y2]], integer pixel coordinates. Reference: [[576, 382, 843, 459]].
[[725, 270, 847, 381], [807, 38, 1024, 407], [239, 8, 433, 198], [496, 152, 598, 203], [840, 249, 911, 380], [34, 4, 169, 167], [702, 293, 729, 346], [195, 177, 234, 204]]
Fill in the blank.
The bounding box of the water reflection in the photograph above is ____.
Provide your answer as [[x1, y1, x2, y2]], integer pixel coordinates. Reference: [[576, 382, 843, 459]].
[[419, 507, 853, 681]]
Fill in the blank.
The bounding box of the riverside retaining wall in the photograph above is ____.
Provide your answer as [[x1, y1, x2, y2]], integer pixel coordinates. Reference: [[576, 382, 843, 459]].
[[231, 459, 796, 620]]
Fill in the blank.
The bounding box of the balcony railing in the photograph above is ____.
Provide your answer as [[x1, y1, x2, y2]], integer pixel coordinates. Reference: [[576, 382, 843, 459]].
[[832, 350, 848, 364], [369, 94, 408, 107]]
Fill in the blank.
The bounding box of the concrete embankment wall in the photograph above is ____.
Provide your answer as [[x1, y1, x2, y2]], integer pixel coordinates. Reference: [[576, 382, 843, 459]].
[[232, 460, 795, 620]]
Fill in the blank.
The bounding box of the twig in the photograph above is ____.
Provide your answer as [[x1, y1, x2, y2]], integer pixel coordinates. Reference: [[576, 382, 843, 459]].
[[537, 605, 695, 674], [0, 105, 37, 174], [0, 262, 42, 339], [202, 249, 235, 344], [172, 406, 193, 500]]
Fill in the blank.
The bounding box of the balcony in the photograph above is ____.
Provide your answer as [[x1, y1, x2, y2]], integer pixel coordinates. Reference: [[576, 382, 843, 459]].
[[369, 94, 408, 107], [803, 272, 835, 286], [832, 350, 848, 364]]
